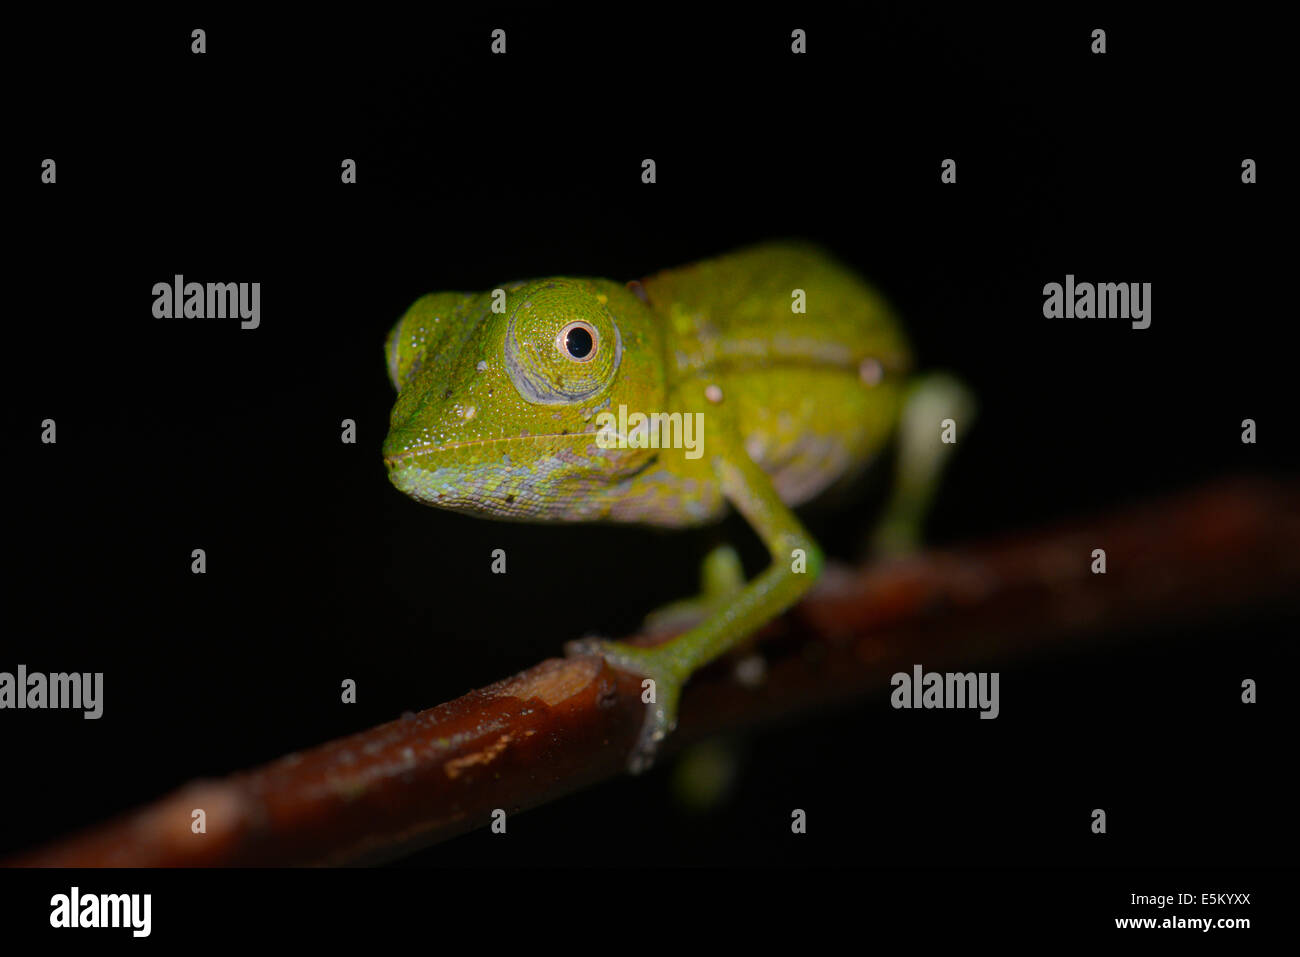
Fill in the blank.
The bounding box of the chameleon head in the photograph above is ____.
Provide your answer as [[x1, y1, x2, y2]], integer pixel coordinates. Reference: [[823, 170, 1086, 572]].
[[381, 277, 665, 521]]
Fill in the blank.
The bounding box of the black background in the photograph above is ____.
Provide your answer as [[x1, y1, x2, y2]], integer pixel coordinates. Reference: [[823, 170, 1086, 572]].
[[3, 4, 1293, 890]]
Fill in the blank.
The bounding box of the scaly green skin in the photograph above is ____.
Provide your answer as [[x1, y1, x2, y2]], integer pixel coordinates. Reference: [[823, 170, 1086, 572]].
[[383, 241, 915, 771]]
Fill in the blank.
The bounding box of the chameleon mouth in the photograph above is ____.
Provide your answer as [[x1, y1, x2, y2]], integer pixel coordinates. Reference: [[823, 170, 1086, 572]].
[[381, 434, 459, 470], [383, 430, 596, 470], [382, 449, 422, 470]]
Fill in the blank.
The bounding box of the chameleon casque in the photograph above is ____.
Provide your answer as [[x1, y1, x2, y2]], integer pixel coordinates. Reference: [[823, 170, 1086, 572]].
[[382, 241, 964, 771]]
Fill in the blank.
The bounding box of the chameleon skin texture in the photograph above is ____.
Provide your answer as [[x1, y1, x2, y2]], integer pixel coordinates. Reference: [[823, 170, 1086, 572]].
[[383, 241, 911, 526], [383, 240, 913, 768]]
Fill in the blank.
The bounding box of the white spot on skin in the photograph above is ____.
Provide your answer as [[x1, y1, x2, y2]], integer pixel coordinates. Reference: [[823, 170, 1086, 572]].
[[733, 654, 767, 688], [705, 384, 724, 403], [859, 357, 884, 386]]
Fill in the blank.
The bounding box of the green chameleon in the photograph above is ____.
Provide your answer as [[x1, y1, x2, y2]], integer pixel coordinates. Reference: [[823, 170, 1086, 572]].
[[382, 241, 971, 772]]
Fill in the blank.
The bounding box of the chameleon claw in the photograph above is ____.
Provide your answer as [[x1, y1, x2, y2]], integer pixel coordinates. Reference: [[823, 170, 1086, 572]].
[[564, 636, 683, 774], [627, 677, 680, 774]]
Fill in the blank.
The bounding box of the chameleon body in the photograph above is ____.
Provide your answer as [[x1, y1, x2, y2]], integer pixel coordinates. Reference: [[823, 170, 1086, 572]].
[[383, 241, 917, 770]]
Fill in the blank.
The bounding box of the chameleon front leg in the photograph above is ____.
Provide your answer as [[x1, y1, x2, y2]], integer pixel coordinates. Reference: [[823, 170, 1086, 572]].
[[570, 436, 824, 773]]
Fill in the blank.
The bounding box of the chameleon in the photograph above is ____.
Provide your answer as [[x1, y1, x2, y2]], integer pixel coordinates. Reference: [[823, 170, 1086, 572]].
[[382, 241, 969, 771]]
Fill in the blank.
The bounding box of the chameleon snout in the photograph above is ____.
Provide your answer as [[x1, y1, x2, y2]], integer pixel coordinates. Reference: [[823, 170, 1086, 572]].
[[382, 420, 471, 506], [382, 422, 436, 474]]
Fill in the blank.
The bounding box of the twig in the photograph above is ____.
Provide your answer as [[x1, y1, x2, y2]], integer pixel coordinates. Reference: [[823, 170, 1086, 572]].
[[9, 476, 1298, 866]]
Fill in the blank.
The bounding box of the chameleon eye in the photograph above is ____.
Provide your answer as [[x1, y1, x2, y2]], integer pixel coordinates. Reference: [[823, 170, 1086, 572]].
[[557, 321, 598, 362], [504, 280, 622, 405]]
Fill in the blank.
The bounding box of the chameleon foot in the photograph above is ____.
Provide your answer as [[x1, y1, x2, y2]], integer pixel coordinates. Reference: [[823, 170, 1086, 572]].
[[642, 544, 746, 636], [565, 636, 684, 774]]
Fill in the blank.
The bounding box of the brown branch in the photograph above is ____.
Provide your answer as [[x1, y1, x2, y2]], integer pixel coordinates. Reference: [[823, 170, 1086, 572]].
[[9, 476, 1298, 867]]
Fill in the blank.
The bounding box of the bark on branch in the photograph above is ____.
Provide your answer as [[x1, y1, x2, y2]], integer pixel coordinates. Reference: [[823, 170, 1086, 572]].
[[10, 477, 1298, 866]]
